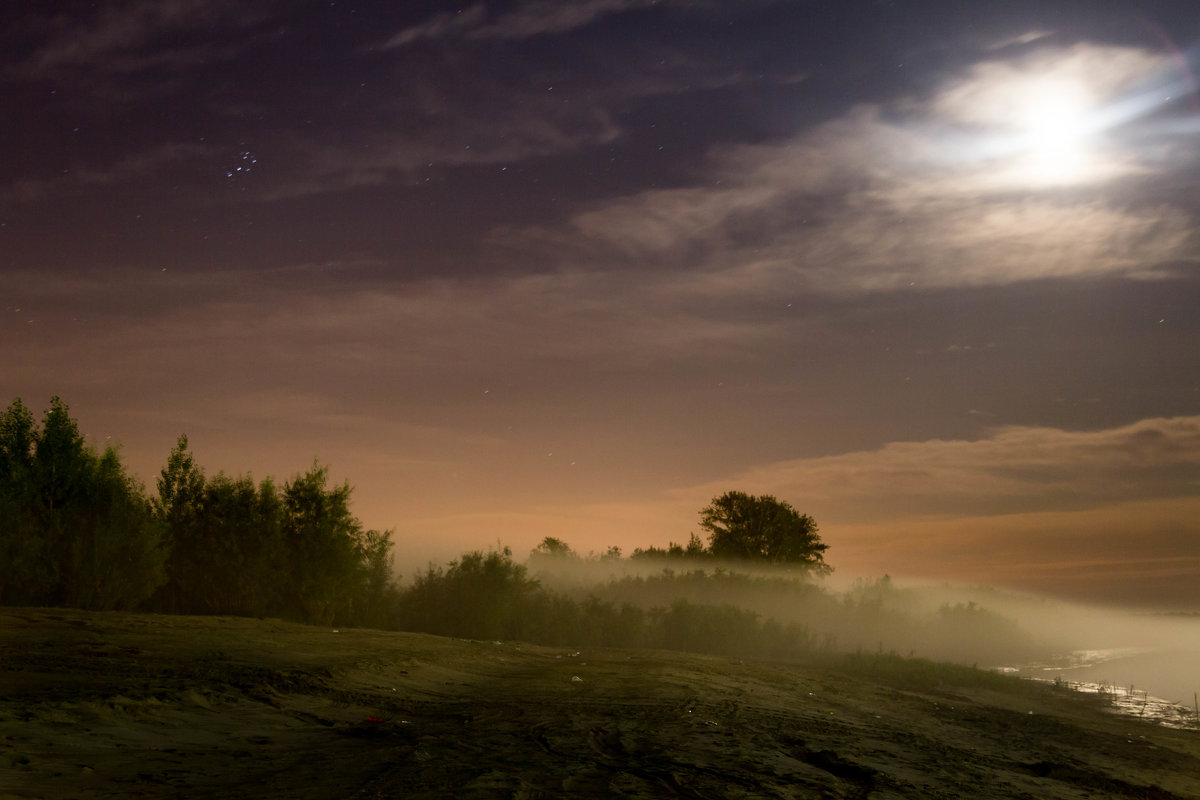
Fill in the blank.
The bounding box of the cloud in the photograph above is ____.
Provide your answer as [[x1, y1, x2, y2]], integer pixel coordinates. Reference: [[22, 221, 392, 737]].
[[703, 416, 1200, 522], [10, 259, 1197, 604], [377, 5, 487, 49], [386, 416, 1200, 603], [467, 0, 650, 40], [281, 24, 758, 200], [494, 43, 1197, 293], [267, 103, 624, 200], [380, 0, 650, 48], [933, 43, 1167, 127], [987, 30, 1056, 51], [0, 260, 791, 417], [0, 142, 211, 204], [829, 497, 1200, 604], [19, 0, 265, 76]]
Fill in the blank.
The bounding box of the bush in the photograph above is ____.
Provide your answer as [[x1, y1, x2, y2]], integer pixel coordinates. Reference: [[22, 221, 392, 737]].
[[395, 547, 540, 640]]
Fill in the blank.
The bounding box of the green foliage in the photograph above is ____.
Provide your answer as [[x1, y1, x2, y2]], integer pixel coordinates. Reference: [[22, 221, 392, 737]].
[[58, 447, 165, 610], [152, 437, 286, 617], [648, 599, 814, 658], [356, 527, 397, 629], [532, 536, 576, 558], [700, 491, 830, 572], [834, 651, 1022, 691], [652, 599, 761, 656], [396, 547, 540, 640], [192, 474, 285, 616], [0, 398, 165, 609], [597, 567, 826, 615], [391, 549, 818, 657], [631, 533, 707, 560], [1, 398, 394, 627], [152, 440, 394, 626], [0, 398, 36, 484], [155, 435, 205, 533], [0, 398, 45, 603], [280, 464, 364, 625], [528, 536, 579, 572], [2, 397, 1044, 676]]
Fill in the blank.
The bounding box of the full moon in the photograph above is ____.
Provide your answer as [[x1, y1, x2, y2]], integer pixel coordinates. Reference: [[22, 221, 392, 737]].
[[1014, 77, 1096, 180]]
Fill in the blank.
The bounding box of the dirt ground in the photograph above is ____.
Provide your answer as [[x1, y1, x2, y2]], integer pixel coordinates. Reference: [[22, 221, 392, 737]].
[[2, 608, 1198, 799]]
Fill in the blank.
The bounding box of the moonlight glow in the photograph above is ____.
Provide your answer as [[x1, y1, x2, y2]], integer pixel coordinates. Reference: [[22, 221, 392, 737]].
[[1019, 79, 1094, 155], [1014, 77, 1098, 180]]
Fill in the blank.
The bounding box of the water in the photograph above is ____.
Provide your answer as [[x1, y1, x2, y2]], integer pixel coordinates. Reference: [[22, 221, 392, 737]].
[[1003, 646, 1200, 729]]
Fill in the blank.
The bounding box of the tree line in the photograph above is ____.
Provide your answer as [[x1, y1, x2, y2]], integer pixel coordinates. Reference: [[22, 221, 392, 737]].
[[570, 489, 830, 572], [0, 397, 392, 626], [2, 396, 856, 661]]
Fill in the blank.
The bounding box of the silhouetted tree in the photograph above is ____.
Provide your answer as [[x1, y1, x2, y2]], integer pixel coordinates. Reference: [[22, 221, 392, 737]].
[[0, 398, 44, 603], [58, 445, 164, 610], [396, 547, 539, 640], [3, 400, 396, 624], [188, 473, 285, 616], [152, 435, 208, 612], [631, 533, 707, 560], [1, 397, 164, 608], [153, 440, 391, 623], [32, 397, 91, 601], [699, 491, 830, 573], [355, 527, 397, 628], [281, 463, 371, 625], [532, 536, 576, 558]]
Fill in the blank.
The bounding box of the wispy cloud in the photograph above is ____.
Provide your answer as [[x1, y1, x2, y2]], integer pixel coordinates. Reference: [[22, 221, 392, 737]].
[[932, 43, 1166, 128], [0, 141, 211, 204], [830, 497, 1200, 603], [702, 416, 1200, 521], [379, 0, 651, 49], [495, 42, 1197, 293], [468, 0, 651, 41], [987, 30, 1056, 51], [19, 0, 266, 76], [278, 29, 757, 200], [377, 4, 487, 49], [392, 416, 1200, 600], [265, 103, 624, 200]]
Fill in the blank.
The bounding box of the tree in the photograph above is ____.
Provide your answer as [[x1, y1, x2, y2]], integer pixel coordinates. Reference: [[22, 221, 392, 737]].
[[1, 397, 164, 608], [281, 463, 369, 625], [396, 546, 539, 640], [153, 435, 209, 613], [631, 533, 708, 561], [531, 536, 576, 558], [699, 491, 830, 573], [59, 445, 165, 610], [0, 398, 36, 486], [355, 527, 396, 628], [0, 398, 44, 603], [181, 472, 284, 616]]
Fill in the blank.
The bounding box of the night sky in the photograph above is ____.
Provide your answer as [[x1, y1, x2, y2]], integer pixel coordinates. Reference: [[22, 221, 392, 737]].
[[4, 1, 1199, 607]]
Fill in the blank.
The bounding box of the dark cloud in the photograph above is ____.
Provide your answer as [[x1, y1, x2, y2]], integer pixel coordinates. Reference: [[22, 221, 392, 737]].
[[16, 0, 270, 77], [380, 1, 685, 48]]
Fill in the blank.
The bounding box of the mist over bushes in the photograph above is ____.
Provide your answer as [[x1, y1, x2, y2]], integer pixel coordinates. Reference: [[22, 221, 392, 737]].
[[2, 396, 1047, 667]]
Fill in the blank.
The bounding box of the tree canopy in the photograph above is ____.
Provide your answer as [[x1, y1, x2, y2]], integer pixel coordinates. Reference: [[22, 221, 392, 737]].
[[0, 397, 164, 609], [699, 491, 830, 572], [1, 397, 395, 625]]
